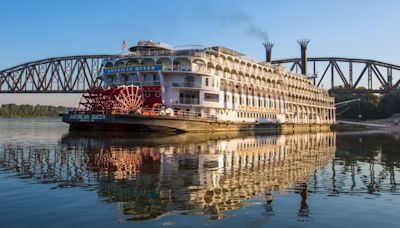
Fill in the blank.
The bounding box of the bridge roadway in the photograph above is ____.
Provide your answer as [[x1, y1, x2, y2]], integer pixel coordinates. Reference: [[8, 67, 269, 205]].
[[0, 55, 399, 94]]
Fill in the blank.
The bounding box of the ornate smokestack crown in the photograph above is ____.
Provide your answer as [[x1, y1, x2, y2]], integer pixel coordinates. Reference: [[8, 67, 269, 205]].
[[297, 39, 310, 75], [263, 41, 275, 63], [262, 41, 275, 51], [297, 39, 310, 49]]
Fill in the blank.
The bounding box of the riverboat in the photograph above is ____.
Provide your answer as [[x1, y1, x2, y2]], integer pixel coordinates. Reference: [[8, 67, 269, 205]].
[[62, 40, 336, 132]]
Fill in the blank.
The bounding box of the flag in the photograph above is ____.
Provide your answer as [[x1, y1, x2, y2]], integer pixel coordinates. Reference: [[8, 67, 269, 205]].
[[122, 40, 127, 51]]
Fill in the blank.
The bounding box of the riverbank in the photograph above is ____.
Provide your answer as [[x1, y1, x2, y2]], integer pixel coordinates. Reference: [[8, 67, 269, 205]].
[[0, 104, 69, 119], [0, 116, 62, 118], [0, 117, 62, 122], [333, 116, 400, 132], [331, 122, 369, 131]]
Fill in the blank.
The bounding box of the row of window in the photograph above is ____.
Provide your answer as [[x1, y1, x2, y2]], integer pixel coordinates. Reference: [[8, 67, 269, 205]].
[[237, 111, 277, 119], [104, 73, 161, 86], [223, 95, 282, 108], [105, 73, 160, 83]]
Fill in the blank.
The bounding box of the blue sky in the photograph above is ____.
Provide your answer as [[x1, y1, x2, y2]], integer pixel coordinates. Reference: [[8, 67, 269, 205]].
[[1, 0, 399, 106]]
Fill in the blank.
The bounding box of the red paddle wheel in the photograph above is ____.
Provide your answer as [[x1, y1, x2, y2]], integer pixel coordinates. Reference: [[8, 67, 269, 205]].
[[78, 87, 110, 114], [111, 85, 144, 114], [78, 85, 144, 114]]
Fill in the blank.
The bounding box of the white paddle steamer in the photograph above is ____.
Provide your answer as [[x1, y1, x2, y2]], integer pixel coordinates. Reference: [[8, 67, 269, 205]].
[[62, 40, 335, 132]]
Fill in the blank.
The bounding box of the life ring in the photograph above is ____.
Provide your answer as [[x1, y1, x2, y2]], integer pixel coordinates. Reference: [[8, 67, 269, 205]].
[[165, 108, 174, 116]]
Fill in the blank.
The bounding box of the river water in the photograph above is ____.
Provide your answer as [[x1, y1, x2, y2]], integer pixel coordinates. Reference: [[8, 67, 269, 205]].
[[0, 119, 399, 227]]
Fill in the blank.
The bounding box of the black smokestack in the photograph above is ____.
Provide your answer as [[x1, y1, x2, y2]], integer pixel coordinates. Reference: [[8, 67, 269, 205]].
[[263, 42, 274, 63], [297, 39, 310, 75]]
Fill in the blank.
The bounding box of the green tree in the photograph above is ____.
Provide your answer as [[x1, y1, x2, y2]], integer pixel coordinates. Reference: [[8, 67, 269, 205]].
[[0, 104, 68, 118], [376, 90, 400, 118], [332, 86, 380, 119]]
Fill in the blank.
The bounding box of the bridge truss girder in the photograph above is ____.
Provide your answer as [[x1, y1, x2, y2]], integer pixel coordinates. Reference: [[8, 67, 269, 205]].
[[272, 57, 400, 94], [0, 55, 118, 93], [1, 55, 399, 94]]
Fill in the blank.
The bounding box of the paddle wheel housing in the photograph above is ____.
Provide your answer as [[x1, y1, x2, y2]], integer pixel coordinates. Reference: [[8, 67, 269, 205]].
[[78, 85, 144, 114]]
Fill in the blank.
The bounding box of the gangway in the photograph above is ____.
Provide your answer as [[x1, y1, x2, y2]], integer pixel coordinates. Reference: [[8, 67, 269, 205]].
[[335, 98, 361, 117], [335, 98, 361, 108]]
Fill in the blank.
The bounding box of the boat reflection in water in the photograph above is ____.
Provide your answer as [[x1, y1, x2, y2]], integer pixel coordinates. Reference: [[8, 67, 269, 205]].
[[0, 131, 336, 220]]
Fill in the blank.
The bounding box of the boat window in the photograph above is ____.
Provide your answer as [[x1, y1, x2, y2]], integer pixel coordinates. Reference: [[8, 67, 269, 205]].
[[204, 93, 219, 102], [144, 74, 153, 81], [130, 74, 138, 81]]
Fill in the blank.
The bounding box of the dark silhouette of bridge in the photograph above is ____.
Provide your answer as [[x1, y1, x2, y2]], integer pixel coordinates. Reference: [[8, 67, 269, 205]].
[[273, 57, 400, 94], [1, 55, 399, 94]]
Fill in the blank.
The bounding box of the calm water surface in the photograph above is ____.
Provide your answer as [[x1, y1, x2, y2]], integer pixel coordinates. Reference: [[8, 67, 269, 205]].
[[0, 119, 399, 227]]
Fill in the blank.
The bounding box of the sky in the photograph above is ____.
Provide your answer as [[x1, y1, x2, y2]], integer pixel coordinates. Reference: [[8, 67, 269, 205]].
[[1, 0, 400, 106]]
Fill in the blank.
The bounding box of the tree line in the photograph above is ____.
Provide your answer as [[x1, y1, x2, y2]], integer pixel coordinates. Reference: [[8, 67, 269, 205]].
[[333, 86, 400, 119], [0, 104, 69, 118]]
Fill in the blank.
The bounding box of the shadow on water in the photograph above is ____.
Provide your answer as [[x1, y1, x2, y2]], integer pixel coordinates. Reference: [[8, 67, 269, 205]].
[[0, 128, 399, 222]]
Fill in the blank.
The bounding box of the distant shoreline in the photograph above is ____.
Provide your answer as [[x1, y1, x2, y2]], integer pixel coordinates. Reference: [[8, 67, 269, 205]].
[[0, 104, 69, 119], [0, 116, 62, 118], [0, 117, 62, 120]]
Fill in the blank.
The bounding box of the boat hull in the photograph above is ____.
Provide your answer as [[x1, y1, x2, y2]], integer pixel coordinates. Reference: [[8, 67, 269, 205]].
[[62, 113, 332, 133]]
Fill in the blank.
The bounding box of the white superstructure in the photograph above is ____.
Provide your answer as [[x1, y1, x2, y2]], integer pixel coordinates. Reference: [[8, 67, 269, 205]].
[[101, 40, 336, 125]]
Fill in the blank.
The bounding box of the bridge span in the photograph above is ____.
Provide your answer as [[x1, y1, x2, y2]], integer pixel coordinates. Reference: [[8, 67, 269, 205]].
[[273, 57, 400, 94], [0, 55, 117, 93], [1, 55, 399, 94]]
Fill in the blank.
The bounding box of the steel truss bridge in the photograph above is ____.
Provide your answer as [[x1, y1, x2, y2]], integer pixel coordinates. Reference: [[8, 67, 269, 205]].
[[1, 55, 399, 94], [273, 57, 400, 94], [0, 55, 117, 93]]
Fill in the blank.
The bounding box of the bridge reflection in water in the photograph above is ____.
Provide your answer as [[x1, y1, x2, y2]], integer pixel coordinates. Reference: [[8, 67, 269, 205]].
[[0, 131, 336, 220]]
